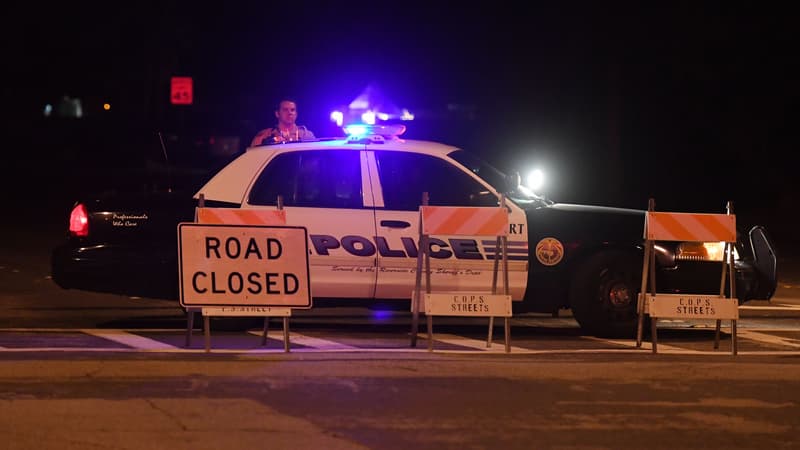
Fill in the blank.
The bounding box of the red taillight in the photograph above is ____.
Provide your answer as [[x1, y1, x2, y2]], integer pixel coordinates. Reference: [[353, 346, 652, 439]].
[[69, 204, 89, 237]]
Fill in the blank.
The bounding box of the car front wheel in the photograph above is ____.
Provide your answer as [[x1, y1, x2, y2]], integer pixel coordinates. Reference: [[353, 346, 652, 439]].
[[569, 250, 645, 338]]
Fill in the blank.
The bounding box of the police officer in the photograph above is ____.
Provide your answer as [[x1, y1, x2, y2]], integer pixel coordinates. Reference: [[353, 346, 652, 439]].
[[251, 98, 316, 146]]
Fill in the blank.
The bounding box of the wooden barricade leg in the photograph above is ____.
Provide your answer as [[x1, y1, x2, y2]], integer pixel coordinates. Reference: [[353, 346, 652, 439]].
[[504, 317, 510, 353], [486, 319, 494, 348], [727, 224, 738, 355], [502, 234, 511, 353], [425, 227, 433, 352], [488, 236, 501, 347], [411, 235, 425, 348], [411, 194, 429, 348], [636, 242, 651, 348], [636, 199, 656, 348], [649, 239, 658, 354], [261, 317, 269, 346], [715, 241, 729, 350], [185, 308, 197, 347], [650, 318, 658, 353], [204, 315, 211, 353], [283, 317, 290, 353], [411, 292, 420, 347], [427, 315, 433, 352]]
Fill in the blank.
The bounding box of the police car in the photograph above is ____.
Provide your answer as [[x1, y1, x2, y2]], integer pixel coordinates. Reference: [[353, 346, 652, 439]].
[[52, 124, 778, 336]]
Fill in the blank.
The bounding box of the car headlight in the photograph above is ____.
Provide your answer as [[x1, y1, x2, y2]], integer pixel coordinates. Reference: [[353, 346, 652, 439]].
[[525, 169, 545, 192], [675, 242, 738, 262]]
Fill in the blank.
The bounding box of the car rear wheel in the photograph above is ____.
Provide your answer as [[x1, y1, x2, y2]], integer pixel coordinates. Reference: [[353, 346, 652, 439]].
[[569, 250, 645, 338]]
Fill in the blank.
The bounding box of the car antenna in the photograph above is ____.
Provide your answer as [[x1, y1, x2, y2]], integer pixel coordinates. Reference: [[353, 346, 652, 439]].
[[157, 131, 173, 193]]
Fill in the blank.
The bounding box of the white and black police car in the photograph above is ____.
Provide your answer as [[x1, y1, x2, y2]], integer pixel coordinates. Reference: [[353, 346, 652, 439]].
[[52, 124, 778, 336]]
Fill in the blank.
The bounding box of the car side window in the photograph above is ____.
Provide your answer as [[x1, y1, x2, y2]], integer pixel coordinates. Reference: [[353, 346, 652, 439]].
[[375, 151, 498, 210], [248, 150, 363, 208]]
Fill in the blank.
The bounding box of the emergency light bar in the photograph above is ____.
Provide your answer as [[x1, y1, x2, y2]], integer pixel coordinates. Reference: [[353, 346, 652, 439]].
[[344, 124, 407, 141]]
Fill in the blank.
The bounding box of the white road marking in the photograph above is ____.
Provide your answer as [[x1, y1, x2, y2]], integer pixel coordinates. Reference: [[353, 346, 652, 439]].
[[247, 330, 358, 350], [81, 329, 178, 350], [512, 317, 580, 327], [580, 336, 702, 354], [2, 346, 800, 356], [424, 332, 530, 353], [738, 330, 800, 348], [1, 328, 182, 332], [1, 327, 800, 355], [740, 304, 800, 311]]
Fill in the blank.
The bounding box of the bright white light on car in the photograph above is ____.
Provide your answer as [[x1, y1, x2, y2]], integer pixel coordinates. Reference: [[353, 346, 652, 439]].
[[526, 169, 545, 191], [400, 108, 415, 120], [361, 110, 376, 125], [330, 110, 343, 126]]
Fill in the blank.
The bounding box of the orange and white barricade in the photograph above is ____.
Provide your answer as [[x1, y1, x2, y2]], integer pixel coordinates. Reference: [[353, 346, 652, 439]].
[[636, 199, 739, 354], [411, 193, 513, 353], [195, 208, 286, 226], [185, 194, 293, 352]]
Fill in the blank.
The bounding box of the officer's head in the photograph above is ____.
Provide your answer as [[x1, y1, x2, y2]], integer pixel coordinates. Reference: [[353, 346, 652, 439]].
[[274, 97, 298, 126]]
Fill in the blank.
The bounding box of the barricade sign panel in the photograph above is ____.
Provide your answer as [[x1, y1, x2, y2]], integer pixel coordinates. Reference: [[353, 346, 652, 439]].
[[642, 294, 739, 320], [423, 293, 512, 317], [421, 206, 508, 236], [201, 306, 292, 317], [197, 208, 287, 226], [178, 223, 311, 308], [646, 211, 735, 242]]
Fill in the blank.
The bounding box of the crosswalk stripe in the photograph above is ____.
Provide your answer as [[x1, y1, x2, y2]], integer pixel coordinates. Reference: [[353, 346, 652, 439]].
[[512, 317, 580, 327], [738, 330, 800, 348], [740, 304, 800, 311], [581, 336, 701, 354], [427, 333, 529, 352], [2, 327, 800, 355], [247, 331, 358, 350], [81, 329, 178, 350]]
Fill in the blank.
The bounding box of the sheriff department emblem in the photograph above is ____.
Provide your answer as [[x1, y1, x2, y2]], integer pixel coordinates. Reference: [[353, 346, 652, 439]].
[[535, 237, 564, 266]]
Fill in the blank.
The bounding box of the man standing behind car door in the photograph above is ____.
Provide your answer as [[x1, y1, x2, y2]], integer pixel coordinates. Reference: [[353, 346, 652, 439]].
[[251, 97, 316, 146]]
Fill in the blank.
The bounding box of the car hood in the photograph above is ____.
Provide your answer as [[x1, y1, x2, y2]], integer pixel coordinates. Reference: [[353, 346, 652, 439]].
[[544, 202, 645, 217]]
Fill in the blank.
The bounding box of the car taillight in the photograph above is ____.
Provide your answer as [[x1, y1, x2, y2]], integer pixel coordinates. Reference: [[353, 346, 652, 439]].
[[69, 204, 89, 237]]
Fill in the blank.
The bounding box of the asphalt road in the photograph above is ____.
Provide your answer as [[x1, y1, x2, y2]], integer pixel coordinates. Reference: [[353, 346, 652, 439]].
[[2, 189, 800, 449]]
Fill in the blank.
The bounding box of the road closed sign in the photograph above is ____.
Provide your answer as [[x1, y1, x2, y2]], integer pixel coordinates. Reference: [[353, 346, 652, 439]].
[[178, 223, 311, 308]]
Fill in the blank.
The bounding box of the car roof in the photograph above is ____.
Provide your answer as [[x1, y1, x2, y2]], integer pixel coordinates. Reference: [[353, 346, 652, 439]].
[[247, 137, 459, 156], [193, 137, 462, 204]]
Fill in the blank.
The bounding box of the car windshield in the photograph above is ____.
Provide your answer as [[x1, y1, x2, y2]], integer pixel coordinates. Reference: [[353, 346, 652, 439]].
[[447, 149, 546, 204], [448, 150, 507, 190]]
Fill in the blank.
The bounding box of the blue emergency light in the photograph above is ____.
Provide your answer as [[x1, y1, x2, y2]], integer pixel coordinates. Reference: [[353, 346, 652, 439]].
[[343, 124, 407, 141]]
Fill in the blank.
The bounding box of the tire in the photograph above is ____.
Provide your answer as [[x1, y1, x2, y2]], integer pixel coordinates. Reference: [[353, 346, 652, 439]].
[[569, 251, 645, 338]]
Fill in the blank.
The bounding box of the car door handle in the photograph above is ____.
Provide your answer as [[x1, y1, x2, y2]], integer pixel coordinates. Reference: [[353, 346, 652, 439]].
[[380, 220, 411, 229]]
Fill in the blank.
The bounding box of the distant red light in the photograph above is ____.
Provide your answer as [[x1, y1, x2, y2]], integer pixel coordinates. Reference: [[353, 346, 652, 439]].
[[170, 77, 193, 105], [69, 204, 89, 237]]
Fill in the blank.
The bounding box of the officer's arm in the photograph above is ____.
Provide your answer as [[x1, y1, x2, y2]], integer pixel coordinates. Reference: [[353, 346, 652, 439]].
[[251, 128, 274, 146]]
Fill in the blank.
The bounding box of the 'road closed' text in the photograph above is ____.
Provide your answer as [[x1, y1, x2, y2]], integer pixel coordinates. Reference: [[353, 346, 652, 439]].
[[178, 223, 311, 308]]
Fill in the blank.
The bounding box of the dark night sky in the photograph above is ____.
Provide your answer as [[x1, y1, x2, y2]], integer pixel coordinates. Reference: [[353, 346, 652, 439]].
[[4, 2, 798, 246]]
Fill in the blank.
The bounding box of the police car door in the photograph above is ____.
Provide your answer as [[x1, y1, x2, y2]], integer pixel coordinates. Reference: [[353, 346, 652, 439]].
[[245, 148, 377, 299], [368, 149, 528, 300]]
